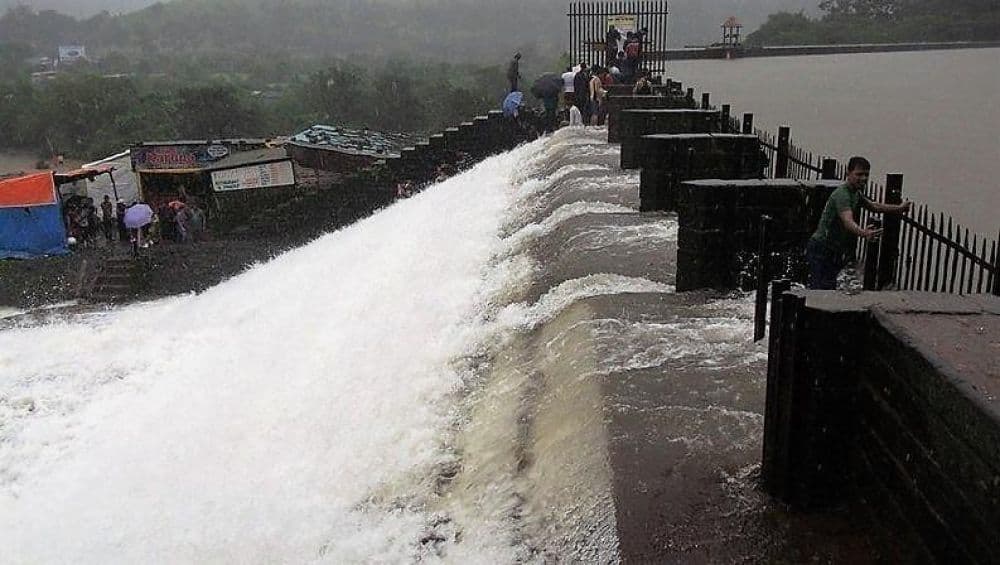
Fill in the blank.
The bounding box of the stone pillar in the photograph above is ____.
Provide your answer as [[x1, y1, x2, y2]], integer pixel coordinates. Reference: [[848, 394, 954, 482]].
[[619, 109, 722, 169]]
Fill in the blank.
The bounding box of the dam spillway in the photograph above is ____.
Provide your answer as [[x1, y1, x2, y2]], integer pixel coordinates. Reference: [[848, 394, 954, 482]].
[[2, 128, 783, 562]]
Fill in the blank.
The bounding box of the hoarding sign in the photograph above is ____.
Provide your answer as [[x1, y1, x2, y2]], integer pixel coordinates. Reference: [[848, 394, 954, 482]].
[[607, 14, 637, 34], [58, 46, 86, 63], [132, 145, 230, 170], [211, 160, 295, 192]]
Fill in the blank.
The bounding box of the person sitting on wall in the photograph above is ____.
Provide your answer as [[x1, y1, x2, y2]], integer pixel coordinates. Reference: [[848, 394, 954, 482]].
[[633, 72, 653, 95], [609, 55, 623, 83], [805, 156, 912, 289]]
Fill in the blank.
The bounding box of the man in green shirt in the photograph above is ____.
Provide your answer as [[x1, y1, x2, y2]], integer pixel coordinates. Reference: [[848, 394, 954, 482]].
[[806, 156, 912, 289]]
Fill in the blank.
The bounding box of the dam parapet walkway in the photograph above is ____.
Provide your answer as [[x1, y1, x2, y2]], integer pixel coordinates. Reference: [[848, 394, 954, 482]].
[[600, 77, 999, 560], [487, 125, 922, 561]]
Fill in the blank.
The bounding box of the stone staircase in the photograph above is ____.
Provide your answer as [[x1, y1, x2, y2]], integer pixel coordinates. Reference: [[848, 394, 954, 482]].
[[87, 254, 146, 302], [222, 111, 537, 241]]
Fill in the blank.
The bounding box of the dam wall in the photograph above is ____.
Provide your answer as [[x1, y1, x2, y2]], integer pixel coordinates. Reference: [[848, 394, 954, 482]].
[[764, 291, 1000, 563], [660, 40, 1000, 61], [224, 110, 540, 240], [607, 79, 999, 563], [455, 127, 919, 561]]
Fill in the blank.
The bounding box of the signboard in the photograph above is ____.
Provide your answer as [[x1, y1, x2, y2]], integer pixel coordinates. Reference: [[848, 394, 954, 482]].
[[206, 145, 230, 159], [132, 144, 231, 171], [211, 160, 295, 192], [607, 14, 638, 33], [58, 46, 87, 63]]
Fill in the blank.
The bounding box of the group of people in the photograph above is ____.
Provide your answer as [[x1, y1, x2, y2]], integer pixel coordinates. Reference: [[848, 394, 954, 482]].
[[605, 25, 649, 84], [155, 199, 207, 244], [64, 195, 127, 246], [64, 193, 207, 250], [561, 62, 653, 127]]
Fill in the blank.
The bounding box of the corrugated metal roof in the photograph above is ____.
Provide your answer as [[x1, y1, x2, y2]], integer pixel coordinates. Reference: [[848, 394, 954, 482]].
[[205, 147, 291, 172], [289, 125, 413, 158]]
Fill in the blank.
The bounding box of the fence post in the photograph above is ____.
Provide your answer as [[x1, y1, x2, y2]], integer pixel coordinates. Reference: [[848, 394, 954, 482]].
[[742, 113, 754, 135], [721, 104, 731, 133], [862, 237, 880, 290], [775, 126, 791, 178], [701, 92, 711, 109], [992, 231, 1000, 296], [754, 215, 773, 342], [877, 173, 904, 290], [821, 159, 839, 180]]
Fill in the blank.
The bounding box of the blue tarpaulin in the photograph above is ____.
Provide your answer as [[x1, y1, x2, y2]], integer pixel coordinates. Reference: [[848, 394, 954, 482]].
[[0, 173, 68, 259]]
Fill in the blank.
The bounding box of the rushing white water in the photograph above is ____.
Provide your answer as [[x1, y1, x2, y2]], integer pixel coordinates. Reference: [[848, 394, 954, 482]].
[[1, 127, 759, 562], [0, 138, 554, 563]]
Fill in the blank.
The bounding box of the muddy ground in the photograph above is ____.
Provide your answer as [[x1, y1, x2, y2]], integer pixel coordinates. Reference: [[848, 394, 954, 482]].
[[0, 235, 302, 309]]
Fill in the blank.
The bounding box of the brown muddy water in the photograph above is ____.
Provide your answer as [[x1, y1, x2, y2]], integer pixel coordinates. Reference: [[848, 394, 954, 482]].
[[671, 48, 1000, 239]]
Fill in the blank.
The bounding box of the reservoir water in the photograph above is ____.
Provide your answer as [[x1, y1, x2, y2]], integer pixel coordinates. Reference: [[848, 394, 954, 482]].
[[671, 48, 1000, 238]]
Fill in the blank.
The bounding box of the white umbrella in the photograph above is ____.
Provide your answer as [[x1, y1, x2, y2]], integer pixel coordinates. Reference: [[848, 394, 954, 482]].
[[123, 203, 154, 229]]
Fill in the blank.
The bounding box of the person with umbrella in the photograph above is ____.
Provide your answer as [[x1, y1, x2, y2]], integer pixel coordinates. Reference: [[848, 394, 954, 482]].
[[502, 90, 524, 119], [123, 202, 154, 255], [530, 73, 563, 133]]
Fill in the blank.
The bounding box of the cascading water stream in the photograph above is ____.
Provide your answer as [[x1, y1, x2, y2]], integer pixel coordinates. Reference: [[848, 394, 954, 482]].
[[1, 127, 764, 563]]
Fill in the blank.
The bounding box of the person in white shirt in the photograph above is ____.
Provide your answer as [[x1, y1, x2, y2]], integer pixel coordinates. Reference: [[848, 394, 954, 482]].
[[561, 66, 577, 109]]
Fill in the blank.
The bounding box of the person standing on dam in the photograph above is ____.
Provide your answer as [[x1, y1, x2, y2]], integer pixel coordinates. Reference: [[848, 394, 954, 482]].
[[805, 156, 912, 289], [507, 52, 522, 92]]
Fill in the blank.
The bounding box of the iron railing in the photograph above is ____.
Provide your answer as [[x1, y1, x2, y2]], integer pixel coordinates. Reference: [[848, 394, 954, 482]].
[[567, 1, 671, 75], [747, 120, 998, 296]]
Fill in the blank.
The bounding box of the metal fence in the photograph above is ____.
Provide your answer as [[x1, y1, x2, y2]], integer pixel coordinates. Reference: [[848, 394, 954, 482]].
[[567, 1, 671, 74], [749, 120, 999, 296]]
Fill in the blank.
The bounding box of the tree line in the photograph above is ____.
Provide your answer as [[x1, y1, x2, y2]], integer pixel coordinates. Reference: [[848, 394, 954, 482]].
[[0, 58, 516, 161], [747, 0, 1000, 45], [0, 1, 563, 66]]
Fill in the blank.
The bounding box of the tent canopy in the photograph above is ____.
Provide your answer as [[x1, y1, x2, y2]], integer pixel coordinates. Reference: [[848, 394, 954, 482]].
[[0, 172, 69, 259]]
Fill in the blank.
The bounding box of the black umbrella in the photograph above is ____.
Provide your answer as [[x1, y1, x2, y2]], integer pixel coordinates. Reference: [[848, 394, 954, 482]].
[[530, 73, 564, 99]]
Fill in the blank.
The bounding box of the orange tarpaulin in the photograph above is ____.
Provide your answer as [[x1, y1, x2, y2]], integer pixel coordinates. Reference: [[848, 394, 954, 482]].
[[0, 172, 57, 208]]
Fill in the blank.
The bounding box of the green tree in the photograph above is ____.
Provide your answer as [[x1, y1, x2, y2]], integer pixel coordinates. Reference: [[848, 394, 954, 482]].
[[175, 84, 257, 139], [819, 0, 901, 20], [302, 62, 372, 126], [371, 68, 424, 132]]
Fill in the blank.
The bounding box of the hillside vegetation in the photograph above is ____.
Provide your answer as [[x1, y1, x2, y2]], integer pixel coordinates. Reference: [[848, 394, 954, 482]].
[[747, 0, 1000, 45]]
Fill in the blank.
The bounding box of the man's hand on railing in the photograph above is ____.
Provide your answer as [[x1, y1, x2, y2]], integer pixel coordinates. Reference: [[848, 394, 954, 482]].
[[861, 227, 883, 240]]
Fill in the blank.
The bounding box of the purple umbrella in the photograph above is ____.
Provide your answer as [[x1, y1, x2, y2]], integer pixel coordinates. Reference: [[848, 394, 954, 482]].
[[123, 203, 154, 229]]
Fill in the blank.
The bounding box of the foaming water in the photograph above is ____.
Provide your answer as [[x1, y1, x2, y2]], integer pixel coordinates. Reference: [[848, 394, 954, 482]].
[[0, 138, 556, 562], [1, 127, 744, 562]]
